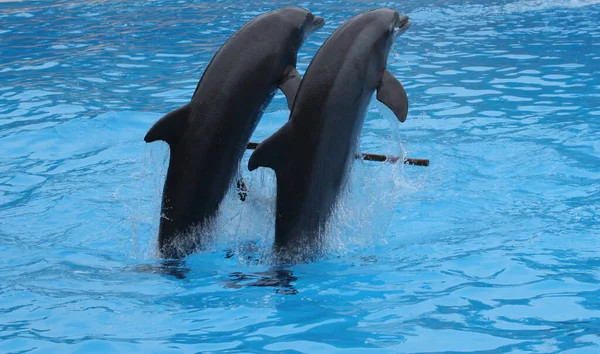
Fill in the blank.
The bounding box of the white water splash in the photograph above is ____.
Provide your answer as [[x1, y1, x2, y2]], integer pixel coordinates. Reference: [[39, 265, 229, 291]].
[[125, 140, 169, 260], [131, 104, 414, 264], [209, 107, 413, 264]]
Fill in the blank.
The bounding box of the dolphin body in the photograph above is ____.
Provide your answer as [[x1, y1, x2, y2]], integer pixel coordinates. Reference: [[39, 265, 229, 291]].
[[248, 8, 410, 260], [145, 7, 324, 259]]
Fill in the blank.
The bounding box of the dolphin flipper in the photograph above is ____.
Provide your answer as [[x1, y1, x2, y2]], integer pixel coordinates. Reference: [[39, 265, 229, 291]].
[[144, 104, 190, 144], [279, 68, 301, 110], [376, 70, 408, 122], [248, 123, 292, 172]]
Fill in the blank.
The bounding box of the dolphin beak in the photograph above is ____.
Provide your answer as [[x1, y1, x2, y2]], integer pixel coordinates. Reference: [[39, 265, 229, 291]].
[[394, 15, 411, 37], [307, 16, 325, 35]]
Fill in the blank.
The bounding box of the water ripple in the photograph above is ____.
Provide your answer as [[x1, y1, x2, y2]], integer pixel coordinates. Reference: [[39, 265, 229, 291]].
[[1, 0, 600, 352]]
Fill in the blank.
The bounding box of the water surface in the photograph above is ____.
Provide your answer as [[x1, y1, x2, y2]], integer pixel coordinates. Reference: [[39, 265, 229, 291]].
[[1, 0, 600, 352]]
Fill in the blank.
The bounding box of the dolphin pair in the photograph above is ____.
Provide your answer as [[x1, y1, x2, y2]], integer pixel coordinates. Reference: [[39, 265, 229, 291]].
[[249, 9, 410, 260], [144, 7, 324, 258], [145, 7, 410, 261]]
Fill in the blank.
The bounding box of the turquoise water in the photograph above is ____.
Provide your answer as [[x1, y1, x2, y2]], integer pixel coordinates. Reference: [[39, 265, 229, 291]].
[[2, 0, 600, 352]]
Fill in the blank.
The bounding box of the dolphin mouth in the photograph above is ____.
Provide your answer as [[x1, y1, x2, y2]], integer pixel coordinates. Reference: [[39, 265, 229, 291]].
[[307, 15, 325, 35], [394, 15, 411, 35]]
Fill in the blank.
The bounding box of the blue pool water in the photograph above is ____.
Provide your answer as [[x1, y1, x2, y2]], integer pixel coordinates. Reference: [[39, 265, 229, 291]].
[[2, 0, 600, 352]]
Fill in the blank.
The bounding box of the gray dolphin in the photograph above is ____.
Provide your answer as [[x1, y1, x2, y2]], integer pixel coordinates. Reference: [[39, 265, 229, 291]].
[[248, 8, 410, 260], [144, 7, 325, 259]]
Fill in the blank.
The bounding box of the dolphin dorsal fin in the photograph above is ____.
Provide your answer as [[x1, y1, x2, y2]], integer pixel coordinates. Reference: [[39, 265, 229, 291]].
[[376, 70, 408, 123], [248, 123, 293, 172], [144, 104, 191, 145]]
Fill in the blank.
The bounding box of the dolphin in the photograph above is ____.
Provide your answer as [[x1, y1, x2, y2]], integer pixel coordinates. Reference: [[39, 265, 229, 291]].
[[248, 8, 410, 260], [144, 7, 325, 259]]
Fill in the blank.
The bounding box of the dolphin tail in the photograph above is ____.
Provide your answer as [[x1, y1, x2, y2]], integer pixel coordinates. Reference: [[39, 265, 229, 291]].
[[144, 103, 191, 144], [376, 70, 408, 122], [248, 122, 292, 172]]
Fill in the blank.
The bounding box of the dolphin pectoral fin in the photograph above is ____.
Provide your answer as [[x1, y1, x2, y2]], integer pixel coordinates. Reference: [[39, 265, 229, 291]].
[[376, 70, 408, 122], [278, 68, 301, 110], [144, 103, 190, 144], [248, 123, 292, 172]]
